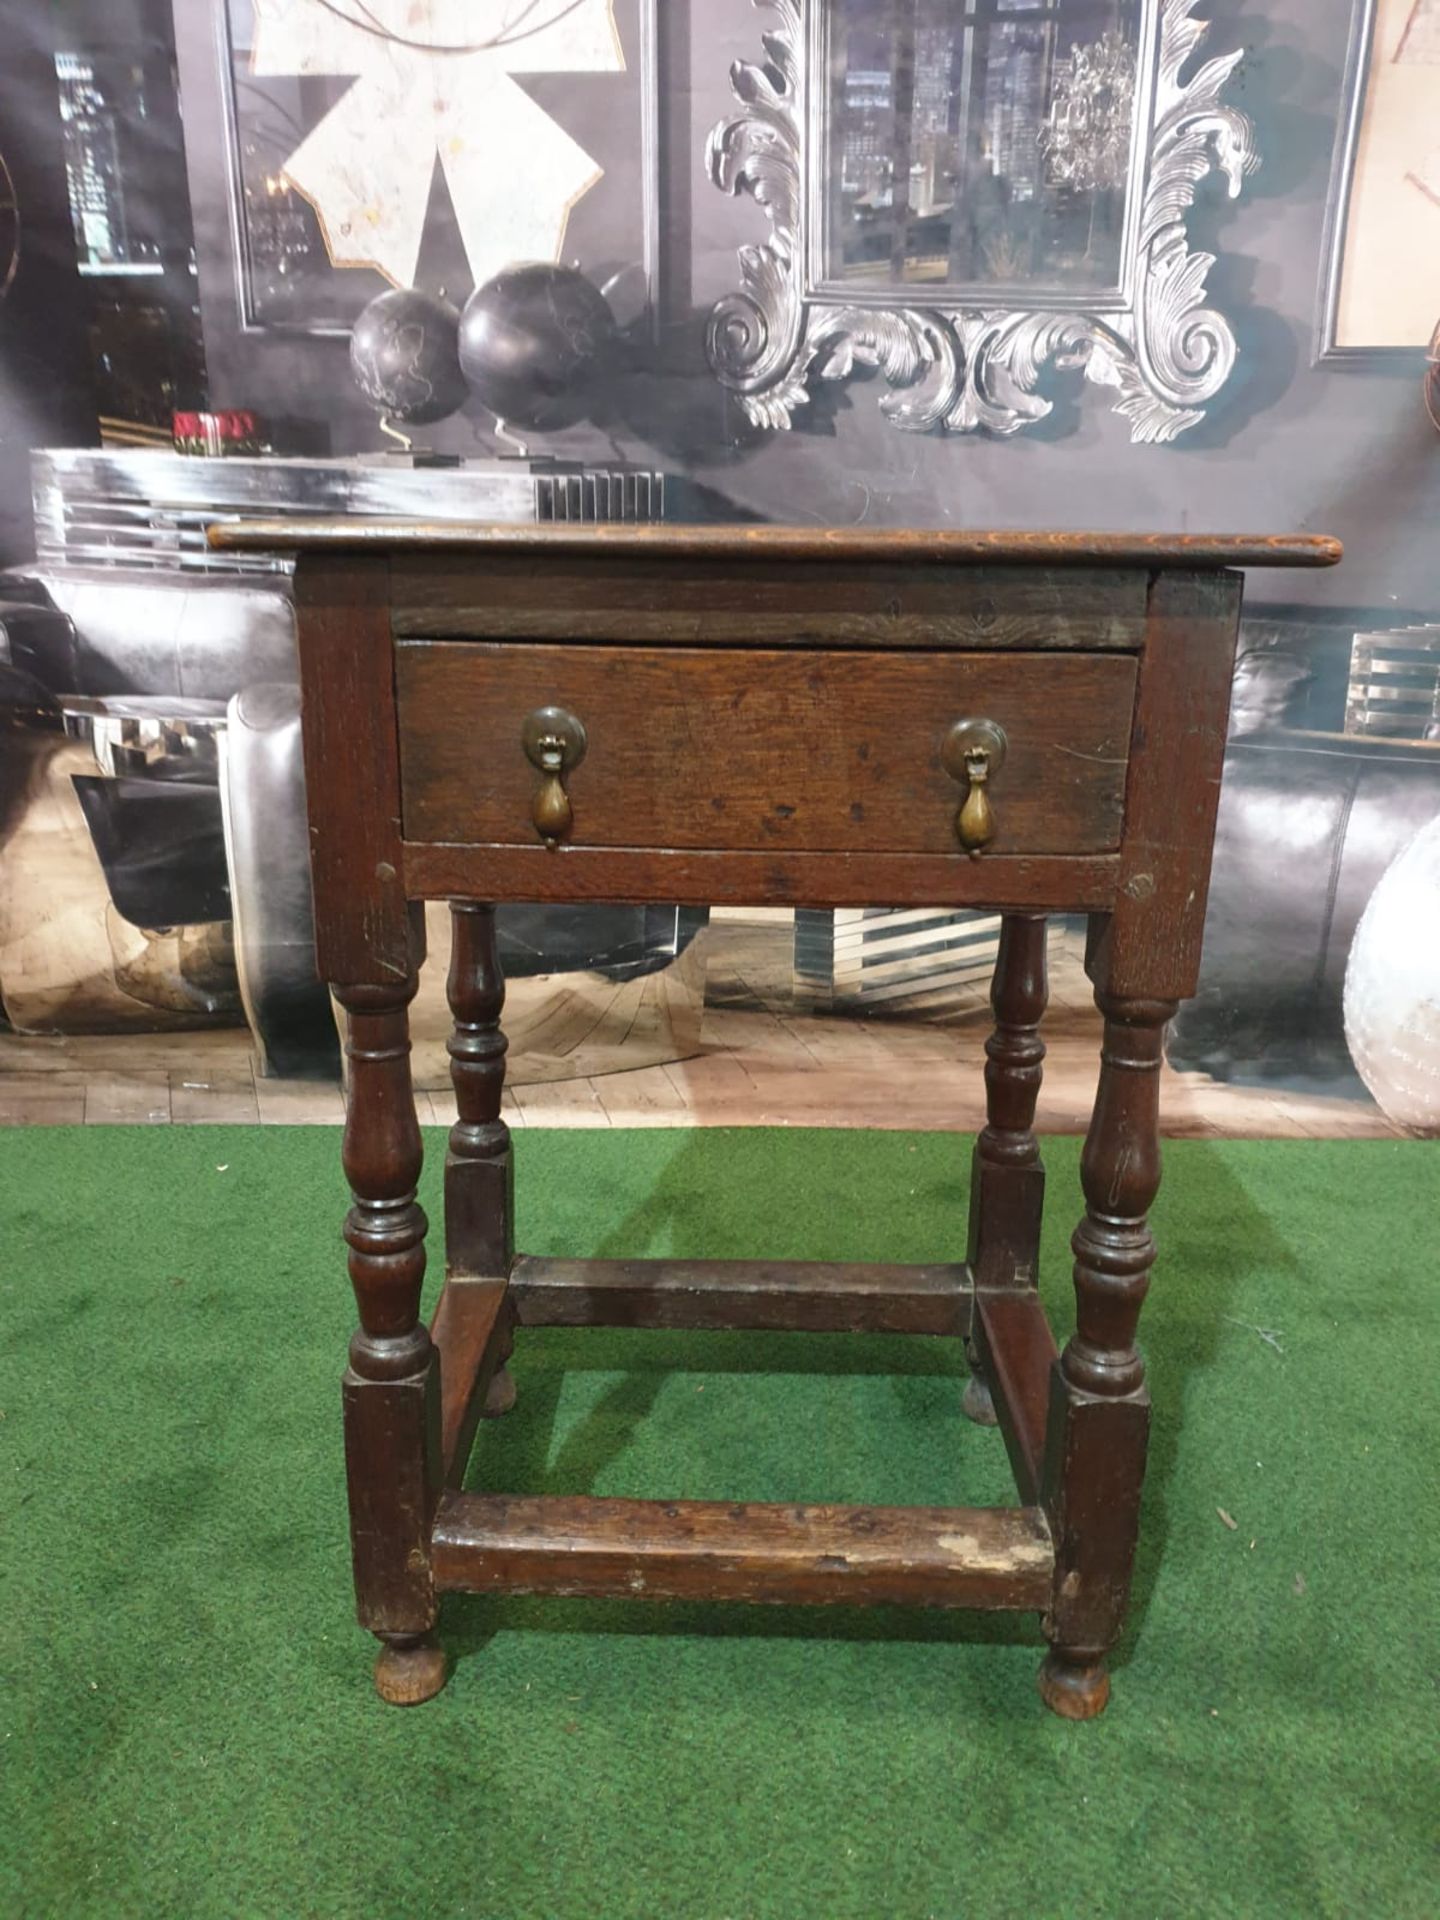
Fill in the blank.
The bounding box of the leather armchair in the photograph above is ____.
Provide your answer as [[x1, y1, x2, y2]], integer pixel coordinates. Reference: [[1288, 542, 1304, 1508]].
[[1168, 643, 1440, 1080], [1, 563, 706, 1071], [0, 569, 276, 1036], [221, 682, 338, 1079]]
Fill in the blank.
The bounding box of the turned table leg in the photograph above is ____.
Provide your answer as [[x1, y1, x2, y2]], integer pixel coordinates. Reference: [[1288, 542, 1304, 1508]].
[[1038, 987, 1177, 1720], [446, 903, 516, 1416], [964, 914, 1048, 1427], [336, 976, 446, 1707]]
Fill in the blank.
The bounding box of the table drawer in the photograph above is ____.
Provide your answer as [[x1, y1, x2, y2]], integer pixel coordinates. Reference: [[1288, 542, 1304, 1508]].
[[396, 643, 1136, 857]]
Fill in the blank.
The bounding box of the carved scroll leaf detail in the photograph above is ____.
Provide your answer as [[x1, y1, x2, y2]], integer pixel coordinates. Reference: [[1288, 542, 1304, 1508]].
[[705, 0, 1259, 444]]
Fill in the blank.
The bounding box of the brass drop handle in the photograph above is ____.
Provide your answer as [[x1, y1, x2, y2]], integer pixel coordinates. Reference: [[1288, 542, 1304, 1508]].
[[942, 718, 1008, 856], [521, 706, 587, 849]]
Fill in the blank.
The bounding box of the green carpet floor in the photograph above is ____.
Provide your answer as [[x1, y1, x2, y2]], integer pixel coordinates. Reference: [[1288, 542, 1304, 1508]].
[[1, 1126, 1435, 1919]]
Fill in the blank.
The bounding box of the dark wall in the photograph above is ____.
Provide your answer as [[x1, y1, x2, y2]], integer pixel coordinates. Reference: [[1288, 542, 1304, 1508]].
[[173, 0, 679, 459], [685, 0, 1440, 614], [0, 6, 100, 566], [171, 0, 1439, 616]]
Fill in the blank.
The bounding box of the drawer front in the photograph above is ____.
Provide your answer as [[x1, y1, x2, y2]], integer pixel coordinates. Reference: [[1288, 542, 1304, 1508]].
[[396, 643, 1135, 857], [390, 554, 1150, 650]]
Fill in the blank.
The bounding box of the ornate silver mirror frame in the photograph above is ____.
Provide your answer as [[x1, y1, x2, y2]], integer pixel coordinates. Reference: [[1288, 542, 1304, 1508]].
[[706, 0, 1259, 443]]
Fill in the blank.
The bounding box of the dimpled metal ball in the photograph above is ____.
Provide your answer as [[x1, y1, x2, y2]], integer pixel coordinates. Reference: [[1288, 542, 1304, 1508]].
[[458, 263, 617, 433], [349, 288, 468, 426]]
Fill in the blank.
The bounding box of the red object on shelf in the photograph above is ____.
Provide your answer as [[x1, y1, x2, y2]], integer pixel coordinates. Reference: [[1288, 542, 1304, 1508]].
[[172, 410, 262, 455]]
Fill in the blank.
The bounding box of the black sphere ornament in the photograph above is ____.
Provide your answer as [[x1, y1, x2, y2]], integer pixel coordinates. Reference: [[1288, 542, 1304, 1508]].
[[349, 288, 468, 427], [458, 263, 618, 433]]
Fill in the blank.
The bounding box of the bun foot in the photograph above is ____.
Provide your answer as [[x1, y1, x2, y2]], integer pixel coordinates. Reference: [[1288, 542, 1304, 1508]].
[[482, 1364, 517, 1418], [1038, 1651, 1111, 1721], [374, 1635, 447, 1706], [962, 1373, 998, 1427]]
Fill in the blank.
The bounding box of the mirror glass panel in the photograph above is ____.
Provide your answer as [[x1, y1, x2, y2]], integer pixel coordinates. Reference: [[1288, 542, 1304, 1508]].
[[821, 0, 1145, 296]]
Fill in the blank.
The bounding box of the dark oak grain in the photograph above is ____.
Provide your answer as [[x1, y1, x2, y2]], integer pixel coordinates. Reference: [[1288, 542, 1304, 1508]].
[[211, 518, 1342, 569], [401, 842, 1122, 911], [431, 1492, 1055, 1608], [398, 643, 1135, 857], [967, 914, 1049, 1294], [509, 1257, 972, 1336], [390, 555, 1149, 649], [429, 1275, 510, 1487], [269, 517, 1327, 1717], [973, 1290, 1058, 1505], [1095, 569, 1243, 1000], [1038, 988, 1173, 1717], [294, 554, 420, 988], [444, 902, 513, 1281], [336, 977, 440, 1665]]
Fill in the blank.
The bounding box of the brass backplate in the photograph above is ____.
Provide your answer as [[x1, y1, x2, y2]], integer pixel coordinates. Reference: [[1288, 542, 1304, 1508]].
[[941, 718, 1008, 783]]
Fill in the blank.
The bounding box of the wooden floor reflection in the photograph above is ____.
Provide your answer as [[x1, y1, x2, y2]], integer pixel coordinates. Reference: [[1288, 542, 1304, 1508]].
[[0, 916, 1402, 1139]]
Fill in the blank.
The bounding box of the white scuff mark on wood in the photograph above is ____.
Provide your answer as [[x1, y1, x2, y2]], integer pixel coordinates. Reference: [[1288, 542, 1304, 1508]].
[[1056, 744, 1128, 765], [936, 1531, 1052, 1571]]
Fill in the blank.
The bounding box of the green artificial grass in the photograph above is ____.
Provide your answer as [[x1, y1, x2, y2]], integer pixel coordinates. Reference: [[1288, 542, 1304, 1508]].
[[1, 1126, 1435, 1919]]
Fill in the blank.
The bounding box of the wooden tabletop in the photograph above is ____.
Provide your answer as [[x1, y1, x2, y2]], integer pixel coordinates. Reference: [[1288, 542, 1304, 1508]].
[[207, 520, 1343, 570]]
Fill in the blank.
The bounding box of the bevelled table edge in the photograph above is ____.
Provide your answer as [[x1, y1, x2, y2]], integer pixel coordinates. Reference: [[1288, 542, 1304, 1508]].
[[207, 519, 1343, 570]]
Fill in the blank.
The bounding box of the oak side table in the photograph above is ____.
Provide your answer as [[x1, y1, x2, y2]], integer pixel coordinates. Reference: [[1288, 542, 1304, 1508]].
[[210, 521, 1340, 1718]]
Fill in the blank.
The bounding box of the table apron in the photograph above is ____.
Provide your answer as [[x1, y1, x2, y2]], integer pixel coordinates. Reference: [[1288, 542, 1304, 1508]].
[[399, 841, 1119, 911]]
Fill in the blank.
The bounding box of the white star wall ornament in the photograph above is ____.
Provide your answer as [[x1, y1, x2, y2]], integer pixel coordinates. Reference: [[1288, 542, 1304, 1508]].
[[252, 0, 625, 290]]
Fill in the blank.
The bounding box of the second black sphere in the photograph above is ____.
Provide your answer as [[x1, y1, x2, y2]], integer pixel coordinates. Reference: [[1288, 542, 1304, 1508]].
[[459, 263, 618, 433]]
